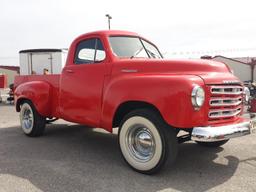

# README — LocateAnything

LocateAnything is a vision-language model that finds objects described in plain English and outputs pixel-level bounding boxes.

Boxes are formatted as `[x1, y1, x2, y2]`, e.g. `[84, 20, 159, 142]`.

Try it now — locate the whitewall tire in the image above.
[20, 101, 46, 137]
[118, 109, 178, 174]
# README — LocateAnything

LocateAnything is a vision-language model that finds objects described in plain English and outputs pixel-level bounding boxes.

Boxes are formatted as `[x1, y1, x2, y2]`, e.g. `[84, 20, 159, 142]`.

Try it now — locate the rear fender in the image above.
[15, 81, 52, 117]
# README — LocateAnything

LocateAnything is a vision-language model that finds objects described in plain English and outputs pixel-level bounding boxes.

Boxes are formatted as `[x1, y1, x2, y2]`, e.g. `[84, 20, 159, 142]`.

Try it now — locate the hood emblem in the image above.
[223, 80, 240, 84]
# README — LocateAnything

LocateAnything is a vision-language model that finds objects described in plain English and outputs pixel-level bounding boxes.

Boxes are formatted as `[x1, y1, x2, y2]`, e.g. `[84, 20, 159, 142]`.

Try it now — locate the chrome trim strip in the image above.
[191, 121, 253, 142]
[121, 69, 138, 73]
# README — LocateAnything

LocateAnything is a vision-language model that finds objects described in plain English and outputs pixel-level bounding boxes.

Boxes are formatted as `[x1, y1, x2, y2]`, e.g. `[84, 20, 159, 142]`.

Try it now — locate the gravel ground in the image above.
[0, 103, 255, 192]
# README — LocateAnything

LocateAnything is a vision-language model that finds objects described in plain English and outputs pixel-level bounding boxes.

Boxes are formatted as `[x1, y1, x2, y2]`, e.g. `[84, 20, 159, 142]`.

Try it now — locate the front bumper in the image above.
[191, 120, 255, 142]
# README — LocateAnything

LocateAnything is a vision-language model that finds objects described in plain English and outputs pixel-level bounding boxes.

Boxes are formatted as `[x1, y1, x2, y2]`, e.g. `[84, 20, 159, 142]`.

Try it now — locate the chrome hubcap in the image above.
[126, 125, 155, 162]
[21, 107, 33, 130]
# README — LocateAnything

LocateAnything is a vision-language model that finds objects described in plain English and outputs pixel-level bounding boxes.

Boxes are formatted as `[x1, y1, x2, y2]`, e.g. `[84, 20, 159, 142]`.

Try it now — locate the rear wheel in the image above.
[20, 101, 46, 137]
[196, 140, 229, 147]
[118, 109, 178, 174]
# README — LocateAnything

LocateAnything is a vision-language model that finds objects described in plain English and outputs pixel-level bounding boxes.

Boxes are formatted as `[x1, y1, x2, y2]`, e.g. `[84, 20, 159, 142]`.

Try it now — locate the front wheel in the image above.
[20, 101, 46, 137]
[196, 140, 229, 147]
[118, 109, 178, 174]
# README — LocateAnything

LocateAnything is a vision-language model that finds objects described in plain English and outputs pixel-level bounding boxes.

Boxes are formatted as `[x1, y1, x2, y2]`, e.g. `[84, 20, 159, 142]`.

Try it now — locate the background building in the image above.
[201, 55, 256, 82]
[0, 66, 20, 86]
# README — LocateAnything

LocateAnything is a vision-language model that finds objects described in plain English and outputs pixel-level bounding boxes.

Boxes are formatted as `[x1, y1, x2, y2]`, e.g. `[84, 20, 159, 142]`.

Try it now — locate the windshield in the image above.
[109, 36, 163, 59]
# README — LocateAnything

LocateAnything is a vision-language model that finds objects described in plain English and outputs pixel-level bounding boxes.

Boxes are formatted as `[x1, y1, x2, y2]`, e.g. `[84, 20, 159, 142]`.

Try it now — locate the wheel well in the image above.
[16, 98, 30, 112]
[112, 101, 162, 128]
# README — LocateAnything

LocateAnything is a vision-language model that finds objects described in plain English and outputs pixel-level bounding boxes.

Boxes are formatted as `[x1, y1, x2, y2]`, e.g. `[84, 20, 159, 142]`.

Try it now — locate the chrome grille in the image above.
[211, 86, 243, 95]
[209, 107, 242, 118]
[209, 85, 243, 120]
[209, 97, 242, 107]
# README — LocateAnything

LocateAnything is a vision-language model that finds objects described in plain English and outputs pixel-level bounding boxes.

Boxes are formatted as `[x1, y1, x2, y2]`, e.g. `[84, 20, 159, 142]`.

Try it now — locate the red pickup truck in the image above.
[14, 30, 254, 174]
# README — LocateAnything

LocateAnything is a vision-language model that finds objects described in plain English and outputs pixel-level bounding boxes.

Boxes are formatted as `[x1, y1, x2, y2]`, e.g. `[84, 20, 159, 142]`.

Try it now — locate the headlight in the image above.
[191, 85, 205, 110]
[244, 87, 250, 103]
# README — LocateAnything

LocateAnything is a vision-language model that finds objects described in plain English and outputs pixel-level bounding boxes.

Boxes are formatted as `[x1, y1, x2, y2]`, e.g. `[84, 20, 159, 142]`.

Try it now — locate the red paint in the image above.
[249, 98, 256, 113]
[0, 75, 7, 88]
[14, 30, 247, 132]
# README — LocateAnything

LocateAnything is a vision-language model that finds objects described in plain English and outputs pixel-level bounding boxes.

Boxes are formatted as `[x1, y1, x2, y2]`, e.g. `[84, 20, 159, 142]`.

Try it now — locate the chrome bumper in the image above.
[191, 120, 255, 142]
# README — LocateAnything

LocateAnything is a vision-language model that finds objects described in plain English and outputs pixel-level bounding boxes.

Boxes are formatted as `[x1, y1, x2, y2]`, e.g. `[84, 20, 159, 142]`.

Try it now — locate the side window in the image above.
[75, 38, 106, 64]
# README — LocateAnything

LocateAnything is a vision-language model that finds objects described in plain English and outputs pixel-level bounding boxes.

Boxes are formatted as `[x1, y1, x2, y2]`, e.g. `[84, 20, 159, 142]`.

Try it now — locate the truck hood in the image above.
[113, 59, 241, 85]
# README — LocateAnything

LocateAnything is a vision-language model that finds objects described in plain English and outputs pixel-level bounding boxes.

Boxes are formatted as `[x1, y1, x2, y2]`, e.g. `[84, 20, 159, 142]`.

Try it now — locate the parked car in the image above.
[14, 30, 255, 174]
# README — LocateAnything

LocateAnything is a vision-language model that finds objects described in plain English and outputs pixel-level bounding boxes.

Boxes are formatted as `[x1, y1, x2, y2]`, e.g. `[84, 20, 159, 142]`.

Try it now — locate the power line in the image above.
[0, 57, 18, 58]
[168, 47, 256, 56]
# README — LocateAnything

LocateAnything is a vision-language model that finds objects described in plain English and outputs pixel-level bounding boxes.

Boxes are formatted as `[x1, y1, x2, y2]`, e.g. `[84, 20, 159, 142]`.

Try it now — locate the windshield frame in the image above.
[108, 35, 163, 59]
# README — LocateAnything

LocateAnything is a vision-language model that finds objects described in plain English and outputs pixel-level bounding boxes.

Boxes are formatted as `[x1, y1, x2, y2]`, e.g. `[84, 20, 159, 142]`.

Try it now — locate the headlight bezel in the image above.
[191, 85, 205, 110]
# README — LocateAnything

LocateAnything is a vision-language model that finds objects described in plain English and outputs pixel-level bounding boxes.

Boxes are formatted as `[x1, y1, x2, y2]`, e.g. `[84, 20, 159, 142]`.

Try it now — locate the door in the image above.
[59, 38, 107, 126]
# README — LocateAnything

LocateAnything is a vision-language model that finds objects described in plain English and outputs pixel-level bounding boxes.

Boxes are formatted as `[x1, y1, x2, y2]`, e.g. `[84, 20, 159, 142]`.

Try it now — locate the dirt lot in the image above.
[0, 103, 255, 192]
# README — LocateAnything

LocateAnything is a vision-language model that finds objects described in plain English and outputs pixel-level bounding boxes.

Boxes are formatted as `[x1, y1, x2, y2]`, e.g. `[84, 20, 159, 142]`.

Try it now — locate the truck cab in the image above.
[14, 30, 255, 174]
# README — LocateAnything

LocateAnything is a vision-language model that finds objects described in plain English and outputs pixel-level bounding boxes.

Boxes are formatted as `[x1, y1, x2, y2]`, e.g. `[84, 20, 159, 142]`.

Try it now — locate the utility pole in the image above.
[105, 14, 112, 30]
[251, 59, 256, 82]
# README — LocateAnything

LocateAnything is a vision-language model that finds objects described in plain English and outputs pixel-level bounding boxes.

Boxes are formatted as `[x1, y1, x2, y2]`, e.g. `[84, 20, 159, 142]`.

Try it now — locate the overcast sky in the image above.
[1, 0, 256, 66]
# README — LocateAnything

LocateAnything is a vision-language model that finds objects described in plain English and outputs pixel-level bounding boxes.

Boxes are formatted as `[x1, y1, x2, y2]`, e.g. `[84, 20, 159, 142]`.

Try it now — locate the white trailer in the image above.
[19, 49, 68, 75]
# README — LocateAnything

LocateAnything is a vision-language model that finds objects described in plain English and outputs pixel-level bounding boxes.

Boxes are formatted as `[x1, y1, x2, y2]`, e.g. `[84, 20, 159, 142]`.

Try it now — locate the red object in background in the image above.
[249, 98, 256, 113]
[0, 75, 7, 88]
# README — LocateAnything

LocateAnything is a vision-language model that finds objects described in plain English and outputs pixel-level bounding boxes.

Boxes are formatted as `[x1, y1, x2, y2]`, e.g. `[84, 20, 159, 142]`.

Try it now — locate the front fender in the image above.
[101, 74, 207, 130]
[15, 81, 52, 117]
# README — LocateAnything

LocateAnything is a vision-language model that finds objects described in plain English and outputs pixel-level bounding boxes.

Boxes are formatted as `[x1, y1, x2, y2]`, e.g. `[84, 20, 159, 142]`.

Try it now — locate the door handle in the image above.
[66, 69, 74, 73]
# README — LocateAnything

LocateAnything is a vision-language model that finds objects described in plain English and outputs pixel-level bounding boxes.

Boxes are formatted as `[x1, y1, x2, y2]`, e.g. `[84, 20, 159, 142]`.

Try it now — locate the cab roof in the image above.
[79, 30, 139, 37]
[73, 30, 153, 46]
